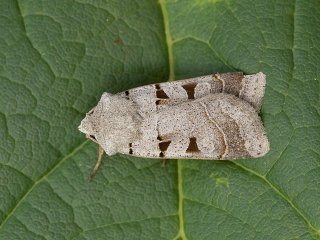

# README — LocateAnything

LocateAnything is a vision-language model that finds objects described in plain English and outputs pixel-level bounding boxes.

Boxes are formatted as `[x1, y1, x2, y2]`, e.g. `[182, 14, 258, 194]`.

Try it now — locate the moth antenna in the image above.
[89, 145, 104, 182]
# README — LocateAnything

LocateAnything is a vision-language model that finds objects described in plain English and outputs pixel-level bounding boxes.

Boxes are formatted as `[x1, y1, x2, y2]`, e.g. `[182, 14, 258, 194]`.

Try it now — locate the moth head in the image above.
[78, 106, 99, 143]
[78, 92, 142, 155]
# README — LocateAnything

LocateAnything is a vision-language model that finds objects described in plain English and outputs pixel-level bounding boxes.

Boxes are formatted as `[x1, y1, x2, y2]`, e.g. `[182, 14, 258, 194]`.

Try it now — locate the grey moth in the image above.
[79, 72, 269, 180]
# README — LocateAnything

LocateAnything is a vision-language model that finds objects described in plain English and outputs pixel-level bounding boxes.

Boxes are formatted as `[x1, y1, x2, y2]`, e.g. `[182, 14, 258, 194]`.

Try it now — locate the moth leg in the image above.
[89, 145, 104, 181]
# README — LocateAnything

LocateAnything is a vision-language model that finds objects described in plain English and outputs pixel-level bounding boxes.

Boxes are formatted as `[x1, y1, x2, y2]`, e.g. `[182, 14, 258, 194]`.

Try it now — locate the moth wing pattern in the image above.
[79, 72, 269, 173]
[128, 93, 269, 160]
[118, 72, 266, 115]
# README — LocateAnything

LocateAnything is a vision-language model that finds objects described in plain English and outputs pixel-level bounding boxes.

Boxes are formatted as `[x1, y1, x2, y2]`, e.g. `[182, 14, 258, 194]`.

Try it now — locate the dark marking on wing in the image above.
[124, 90, 130, 99]
[157, 135, 163, 141]
[182, 83, 197, 99]
[211, 74, 224, 93]
[89, 135, 96, 141]
[159, 141, 171, 152]
[129, 143, 133, 154]
[87, 109, 95, 115]
[217, 72, 244, 96]
[218, 113, 249, 158]
[156, 89, 169, 99]
[159, 152, 165, 158]
[186, 137, 200, 152]
[155, 83, 169, 99]
[156, 99, 172, 106]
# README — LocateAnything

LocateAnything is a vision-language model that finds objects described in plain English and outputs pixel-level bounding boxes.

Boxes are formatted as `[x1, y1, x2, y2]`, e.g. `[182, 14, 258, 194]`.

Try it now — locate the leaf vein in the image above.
[232, 161, 320, 238]
[0, 140, 89, 229]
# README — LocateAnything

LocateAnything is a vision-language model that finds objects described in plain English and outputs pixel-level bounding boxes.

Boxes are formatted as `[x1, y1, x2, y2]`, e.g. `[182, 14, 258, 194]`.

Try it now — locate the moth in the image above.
[79, 72, 269, 180]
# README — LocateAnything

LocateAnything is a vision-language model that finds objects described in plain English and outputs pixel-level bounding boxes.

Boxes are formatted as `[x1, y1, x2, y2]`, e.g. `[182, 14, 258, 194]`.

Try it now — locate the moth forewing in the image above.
[125, 93, 269, 159]
[118, 72, 266, 113]
[79, 72, 269, 179]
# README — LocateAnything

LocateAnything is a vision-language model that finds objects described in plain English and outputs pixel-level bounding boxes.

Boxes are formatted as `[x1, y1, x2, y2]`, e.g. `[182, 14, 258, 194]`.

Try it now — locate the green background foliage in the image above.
[0, 0, 319, 239]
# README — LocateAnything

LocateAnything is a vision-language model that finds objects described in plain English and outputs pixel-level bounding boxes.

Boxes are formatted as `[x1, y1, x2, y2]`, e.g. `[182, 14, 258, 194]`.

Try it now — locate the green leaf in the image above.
[0, 0, 319, 239]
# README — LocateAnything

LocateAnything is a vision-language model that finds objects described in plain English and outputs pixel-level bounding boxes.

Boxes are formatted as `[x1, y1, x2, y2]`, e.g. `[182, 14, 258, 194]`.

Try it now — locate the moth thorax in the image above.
[101, 112, 141, 149]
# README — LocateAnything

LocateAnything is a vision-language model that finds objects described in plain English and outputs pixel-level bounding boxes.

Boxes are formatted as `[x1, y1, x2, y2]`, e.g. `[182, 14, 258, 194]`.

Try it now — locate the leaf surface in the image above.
[0, 0, 319, 239]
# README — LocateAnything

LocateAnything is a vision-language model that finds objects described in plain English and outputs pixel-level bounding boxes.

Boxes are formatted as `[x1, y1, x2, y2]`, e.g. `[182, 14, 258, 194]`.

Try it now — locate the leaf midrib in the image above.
[158, 0, 320, 239]
[1, 1, 319, 239]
